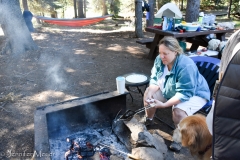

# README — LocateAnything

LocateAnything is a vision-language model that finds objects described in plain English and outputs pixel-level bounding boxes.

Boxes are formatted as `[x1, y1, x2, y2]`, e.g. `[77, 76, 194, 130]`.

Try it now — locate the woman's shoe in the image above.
[140, 116, 154, 126]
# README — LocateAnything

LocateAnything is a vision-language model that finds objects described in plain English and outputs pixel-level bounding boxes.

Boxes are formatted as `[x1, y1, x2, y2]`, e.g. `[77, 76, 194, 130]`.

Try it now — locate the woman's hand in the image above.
[144, 85, 160, 106]
[153, 96, 181, 109]
[153, 99, 167, 108]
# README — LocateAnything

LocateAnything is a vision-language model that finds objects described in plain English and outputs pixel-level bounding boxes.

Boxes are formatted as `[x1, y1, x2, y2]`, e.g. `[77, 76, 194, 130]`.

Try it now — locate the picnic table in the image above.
[142, 27, 234, 60]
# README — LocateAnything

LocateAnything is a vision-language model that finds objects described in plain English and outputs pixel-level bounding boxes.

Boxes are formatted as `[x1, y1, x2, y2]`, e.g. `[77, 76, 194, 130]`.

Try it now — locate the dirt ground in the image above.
[0, 17, 231, 160]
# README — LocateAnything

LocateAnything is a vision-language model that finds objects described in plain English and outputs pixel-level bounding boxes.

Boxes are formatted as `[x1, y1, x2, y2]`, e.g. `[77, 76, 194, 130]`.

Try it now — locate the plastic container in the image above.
[167, 18, 173, 31]
[181, 23, 200, 31]
[198, 12, 204, 24]
[162, 16, 168, 30]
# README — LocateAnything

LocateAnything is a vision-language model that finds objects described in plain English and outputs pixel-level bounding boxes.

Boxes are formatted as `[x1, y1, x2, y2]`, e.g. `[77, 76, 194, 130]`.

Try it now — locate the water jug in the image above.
[162, 16, 168, 30]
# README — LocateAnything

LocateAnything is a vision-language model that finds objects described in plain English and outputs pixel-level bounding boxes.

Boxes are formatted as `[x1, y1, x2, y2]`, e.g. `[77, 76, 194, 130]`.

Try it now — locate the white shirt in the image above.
[158, 65, 169, 91]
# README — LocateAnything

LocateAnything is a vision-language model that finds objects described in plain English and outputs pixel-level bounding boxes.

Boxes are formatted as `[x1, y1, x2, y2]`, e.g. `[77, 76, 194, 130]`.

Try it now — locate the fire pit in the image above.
[34, 91, 128, 160]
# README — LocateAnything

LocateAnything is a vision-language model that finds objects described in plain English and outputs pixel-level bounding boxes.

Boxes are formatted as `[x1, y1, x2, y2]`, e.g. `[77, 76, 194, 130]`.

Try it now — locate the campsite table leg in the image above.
[216, 33, 226, 41]
[189, 43, 200, 51]
[187, 35, 212, 51]
[148, 35, 164, 60]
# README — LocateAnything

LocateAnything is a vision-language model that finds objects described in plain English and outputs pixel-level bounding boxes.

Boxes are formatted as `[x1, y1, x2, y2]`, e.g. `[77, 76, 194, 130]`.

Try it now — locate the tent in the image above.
[155, 3, 182, 18]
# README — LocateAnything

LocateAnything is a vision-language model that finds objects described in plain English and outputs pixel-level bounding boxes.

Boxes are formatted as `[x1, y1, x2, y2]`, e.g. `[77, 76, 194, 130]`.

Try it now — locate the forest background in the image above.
[21, 0, 240, 20]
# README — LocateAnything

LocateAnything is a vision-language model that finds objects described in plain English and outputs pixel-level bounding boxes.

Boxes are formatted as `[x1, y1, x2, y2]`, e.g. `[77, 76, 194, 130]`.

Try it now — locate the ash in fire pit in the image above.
[50, 128, 129, 160]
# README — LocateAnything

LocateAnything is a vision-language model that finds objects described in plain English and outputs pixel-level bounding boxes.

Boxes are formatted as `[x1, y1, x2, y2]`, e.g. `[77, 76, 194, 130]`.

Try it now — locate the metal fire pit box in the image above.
[34, 91, 127, 160]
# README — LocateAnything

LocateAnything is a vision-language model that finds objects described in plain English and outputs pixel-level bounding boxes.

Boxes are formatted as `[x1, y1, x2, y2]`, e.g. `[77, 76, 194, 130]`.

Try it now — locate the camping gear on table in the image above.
[154, 3, 182, 30]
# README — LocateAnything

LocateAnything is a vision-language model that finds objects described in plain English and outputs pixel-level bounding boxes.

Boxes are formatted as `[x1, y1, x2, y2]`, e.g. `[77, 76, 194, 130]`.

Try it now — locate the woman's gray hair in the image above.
[159, 36, 183, 54]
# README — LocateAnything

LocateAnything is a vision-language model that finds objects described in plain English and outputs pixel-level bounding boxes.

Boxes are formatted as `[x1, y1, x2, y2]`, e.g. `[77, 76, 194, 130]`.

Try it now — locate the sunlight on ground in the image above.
[75, 49, 86, 55]
[126, 46, 143, 54]
[0, 28, 4, 36]
[107, 44, 122, 51]
[47, 27, 134, 33]
[70, 26, 134, 33]
[79, 82, 91, 86]
[17, 123, 34, 133]
[64, 67, 76, 73]
[30, 90, 78, 103]
[32, 33, 48, 40]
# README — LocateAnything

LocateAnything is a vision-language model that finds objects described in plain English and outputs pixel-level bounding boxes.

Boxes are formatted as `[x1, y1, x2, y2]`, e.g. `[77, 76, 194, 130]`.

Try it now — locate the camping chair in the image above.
[155, 56, 220, 129]
[190, 56, 220, 115]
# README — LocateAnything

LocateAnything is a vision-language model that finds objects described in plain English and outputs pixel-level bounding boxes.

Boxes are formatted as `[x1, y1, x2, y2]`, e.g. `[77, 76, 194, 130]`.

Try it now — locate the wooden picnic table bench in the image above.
[140, 27, 234, 60]
[136, 38, 153, 49]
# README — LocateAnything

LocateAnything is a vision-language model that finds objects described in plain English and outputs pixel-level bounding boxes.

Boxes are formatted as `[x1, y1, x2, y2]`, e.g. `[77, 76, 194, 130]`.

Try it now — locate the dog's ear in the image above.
[181, 125, 200, 153]
[181, 127, 195, 146]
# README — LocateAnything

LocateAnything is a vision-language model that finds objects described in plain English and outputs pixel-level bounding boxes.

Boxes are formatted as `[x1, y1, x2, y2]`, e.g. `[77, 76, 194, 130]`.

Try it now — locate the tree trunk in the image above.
[50, 10, 57, 18]
[74, 0, 77, 18]
[146, 0, 154, 27]
[83, 0, 86, 17]
[135, 0, 143, 38]
[22, 0, 29, 11]
[77, 0, 85, 18]
[227, 0, 232, 18]
[156, 0, 162, 10]
[181, 0, 184, 10]
[0, 0, 37, 55]
[185, 0, 200, 22]
[102, 0, 108, 16]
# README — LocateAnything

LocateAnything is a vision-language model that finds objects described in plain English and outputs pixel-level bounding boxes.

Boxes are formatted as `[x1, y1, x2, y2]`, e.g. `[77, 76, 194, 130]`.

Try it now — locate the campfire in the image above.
[34, 91, 168, 160]
[64, 138, 95, 160]
[50, 127, 130, 159]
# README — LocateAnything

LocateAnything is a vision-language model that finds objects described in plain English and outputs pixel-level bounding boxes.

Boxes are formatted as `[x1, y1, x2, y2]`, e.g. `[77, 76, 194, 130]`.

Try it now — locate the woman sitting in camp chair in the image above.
[141, 36, 210, 152]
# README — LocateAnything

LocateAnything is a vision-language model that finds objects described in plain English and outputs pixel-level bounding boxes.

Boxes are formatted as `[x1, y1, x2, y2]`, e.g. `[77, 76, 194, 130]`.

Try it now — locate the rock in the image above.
[112, 119, 134, 151]
[152, 132, 168, 158]
[132, 147, 165, 160]
[137, 131, 154, 147]
[123, 117, 147, 142]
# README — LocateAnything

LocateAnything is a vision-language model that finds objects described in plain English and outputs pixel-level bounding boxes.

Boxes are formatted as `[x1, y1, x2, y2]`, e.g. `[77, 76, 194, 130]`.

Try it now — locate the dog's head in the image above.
[174, 114, 212, 154]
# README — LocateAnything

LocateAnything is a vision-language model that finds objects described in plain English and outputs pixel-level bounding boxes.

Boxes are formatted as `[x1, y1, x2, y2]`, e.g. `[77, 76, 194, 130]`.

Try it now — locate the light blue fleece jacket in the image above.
[150, 54, 210, 102]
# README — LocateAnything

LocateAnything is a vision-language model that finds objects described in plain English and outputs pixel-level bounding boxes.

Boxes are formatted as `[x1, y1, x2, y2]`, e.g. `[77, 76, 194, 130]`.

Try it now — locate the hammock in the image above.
[34, 15, 112, 27]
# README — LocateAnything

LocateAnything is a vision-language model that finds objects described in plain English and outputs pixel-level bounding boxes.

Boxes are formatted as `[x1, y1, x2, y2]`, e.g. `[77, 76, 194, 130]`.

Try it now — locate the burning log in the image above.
[64, 138, 76, 160]
[64, 138, 95, 160]
[99, 147, 111, 160]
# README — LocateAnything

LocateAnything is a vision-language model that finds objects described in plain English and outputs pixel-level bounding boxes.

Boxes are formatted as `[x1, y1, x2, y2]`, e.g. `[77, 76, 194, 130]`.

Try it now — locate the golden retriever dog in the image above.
[172, 114, 212, 160]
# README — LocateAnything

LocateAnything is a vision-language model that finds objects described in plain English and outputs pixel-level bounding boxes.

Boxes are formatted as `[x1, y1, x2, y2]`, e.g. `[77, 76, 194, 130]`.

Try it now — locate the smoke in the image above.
[45, 57, 68, 91]
[83, 103, 106, 124]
